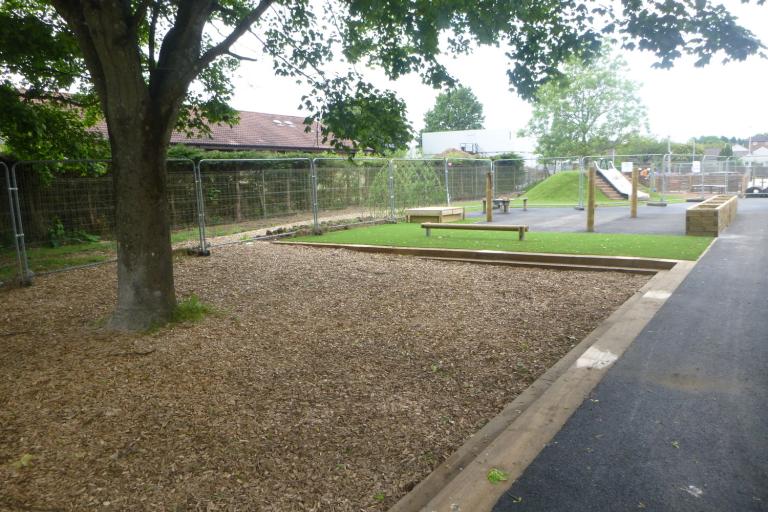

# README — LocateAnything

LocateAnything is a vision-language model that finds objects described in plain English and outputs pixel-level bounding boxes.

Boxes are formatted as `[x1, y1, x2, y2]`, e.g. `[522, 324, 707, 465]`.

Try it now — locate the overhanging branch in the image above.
[190, 0, 274, 78]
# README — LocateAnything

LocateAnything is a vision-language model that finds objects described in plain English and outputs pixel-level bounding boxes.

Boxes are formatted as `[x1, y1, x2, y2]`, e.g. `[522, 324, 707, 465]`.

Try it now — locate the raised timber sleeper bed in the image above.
[686, 194, 737, 237]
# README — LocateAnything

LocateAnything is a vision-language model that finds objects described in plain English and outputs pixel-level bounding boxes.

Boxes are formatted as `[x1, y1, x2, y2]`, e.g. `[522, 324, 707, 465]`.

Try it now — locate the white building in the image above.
[421, 129, 536, 157]
[744, 146, 768, 165]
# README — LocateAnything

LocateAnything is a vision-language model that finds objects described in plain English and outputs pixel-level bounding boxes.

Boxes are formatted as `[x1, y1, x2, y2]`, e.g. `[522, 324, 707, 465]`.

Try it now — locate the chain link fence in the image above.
[2, 153, 756, 285]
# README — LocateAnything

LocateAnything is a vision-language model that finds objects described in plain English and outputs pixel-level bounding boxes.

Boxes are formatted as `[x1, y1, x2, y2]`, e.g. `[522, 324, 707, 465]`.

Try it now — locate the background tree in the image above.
[1, 0, 763, 330]
[522, 52, 649, 157]
[423, 86, 485, 132]
[613, 135, 668, 156]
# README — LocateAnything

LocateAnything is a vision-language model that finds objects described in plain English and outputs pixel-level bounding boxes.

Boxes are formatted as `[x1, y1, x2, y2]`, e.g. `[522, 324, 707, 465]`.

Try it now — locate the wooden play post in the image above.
[631, 166, 639, 218]
[486, 171, 493, 222]
[587, 165, 596, 232]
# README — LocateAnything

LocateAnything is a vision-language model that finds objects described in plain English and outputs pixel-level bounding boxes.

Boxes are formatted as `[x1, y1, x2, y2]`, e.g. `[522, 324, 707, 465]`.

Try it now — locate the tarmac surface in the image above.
[470, 202, 691, 235]
[491, 198, 768, 511]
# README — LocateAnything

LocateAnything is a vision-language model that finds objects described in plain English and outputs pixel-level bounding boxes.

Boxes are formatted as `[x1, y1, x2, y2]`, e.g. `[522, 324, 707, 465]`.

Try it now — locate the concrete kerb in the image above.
[388, 257, 699, 512]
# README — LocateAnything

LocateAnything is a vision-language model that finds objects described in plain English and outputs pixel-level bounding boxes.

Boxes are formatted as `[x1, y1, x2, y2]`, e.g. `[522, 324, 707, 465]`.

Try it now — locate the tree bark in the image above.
[49, 0, 274, 330]
[108, 123, 176, 330]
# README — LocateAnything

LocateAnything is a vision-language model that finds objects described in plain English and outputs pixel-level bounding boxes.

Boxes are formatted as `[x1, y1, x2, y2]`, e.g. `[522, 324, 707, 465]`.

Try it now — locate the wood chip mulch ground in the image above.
[0, 242, 649, 511]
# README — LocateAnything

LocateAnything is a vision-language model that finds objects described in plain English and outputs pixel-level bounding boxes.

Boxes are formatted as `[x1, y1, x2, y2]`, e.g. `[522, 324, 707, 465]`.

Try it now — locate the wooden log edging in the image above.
[280, 242, 679, 272]
[685, 194, 738, 237]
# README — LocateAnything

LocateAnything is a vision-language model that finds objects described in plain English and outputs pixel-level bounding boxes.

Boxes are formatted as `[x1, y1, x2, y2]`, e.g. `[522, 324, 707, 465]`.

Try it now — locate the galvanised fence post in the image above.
[193, 160, 210, 255]
[6, 162, 32, 285]
[311, 158, 320, 233]
[659, 153, 672, 203]
[577, 156, 587, 210]
[387, 159, 395, 221]
[443, 158, 451, 205]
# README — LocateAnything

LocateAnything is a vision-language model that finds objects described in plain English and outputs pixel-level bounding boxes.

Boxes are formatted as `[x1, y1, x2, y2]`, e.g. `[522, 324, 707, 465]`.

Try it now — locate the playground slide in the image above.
[595, 162, 650, 200]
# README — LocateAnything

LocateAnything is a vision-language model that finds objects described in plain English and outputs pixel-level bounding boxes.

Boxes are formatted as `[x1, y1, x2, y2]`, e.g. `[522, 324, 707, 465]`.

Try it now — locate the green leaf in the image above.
[487, 467, 509, 484]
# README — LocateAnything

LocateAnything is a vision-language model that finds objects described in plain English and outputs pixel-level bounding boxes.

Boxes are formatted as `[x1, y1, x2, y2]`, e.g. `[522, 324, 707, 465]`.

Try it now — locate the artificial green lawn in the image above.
[291, 223, 712, 261]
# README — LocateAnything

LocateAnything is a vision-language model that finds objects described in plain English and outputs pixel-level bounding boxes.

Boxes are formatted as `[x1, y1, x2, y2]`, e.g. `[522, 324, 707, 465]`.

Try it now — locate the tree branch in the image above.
[148, 1, 159, 71]
[226, 50, 258, 62]
[130, 0, 153, 32]
[248, 28, 326, 87]
[191, 0, 274, 78]
[49, 0, 109, 111]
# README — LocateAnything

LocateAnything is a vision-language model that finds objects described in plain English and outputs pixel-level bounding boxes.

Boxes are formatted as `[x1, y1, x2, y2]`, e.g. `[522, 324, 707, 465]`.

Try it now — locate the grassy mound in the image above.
[525, 171, 612, 205]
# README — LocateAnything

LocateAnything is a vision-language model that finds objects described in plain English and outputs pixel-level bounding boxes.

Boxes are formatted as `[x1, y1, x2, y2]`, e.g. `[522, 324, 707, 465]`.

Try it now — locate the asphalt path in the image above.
[492, 199, 768, 512]
[470, 203, 690, 235]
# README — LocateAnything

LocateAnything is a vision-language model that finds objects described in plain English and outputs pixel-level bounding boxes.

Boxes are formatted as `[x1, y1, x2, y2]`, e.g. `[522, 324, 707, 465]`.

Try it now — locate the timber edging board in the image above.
[686, 194, 738, 237]
[279, 242, 679, 272]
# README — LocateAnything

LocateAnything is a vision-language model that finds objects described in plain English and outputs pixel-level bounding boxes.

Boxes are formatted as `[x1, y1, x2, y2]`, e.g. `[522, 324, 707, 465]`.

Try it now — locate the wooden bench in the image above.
[421, 222, 529, 240]
[482, 198, 511, 213]
[691, 184, 726, 194]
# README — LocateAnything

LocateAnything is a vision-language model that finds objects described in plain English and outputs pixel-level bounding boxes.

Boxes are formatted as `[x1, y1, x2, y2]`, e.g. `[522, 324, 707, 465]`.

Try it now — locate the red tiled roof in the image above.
[170, 111, 335, 151]
[94, 110, 340, 152]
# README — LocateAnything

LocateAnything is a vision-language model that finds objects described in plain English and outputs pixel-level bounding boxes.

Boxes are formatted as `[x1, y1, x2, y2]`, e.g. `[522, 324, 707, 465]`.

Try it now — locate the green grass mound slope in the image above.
[523, 170, 685, 206]
[292, 223, 712, 261]
[525, 171, 611, 205]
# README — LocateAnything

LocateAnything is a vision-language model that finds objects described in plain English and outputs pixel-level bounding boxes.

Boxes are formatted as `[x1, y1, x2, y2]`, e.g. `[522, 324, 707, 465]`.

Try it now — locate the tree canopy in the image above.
[1, 0, 764, 329]
[522, 52, 649, 157]
[423, 86, 485, 133]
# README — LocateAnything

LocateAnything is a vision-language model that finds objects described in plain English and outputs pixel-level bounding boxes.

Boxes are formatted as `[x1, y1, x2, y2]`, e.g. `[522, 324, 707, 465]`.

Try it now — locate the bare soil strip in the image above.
[0, 242, 648, 511]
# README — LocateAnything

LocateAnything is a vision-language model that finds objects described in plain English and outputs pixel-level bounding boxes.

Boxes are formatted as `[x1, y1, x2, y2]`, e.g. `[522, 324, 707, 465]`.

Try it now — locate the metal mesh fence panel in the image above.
[522, 157, 580, 206]
[446, 158, 492, 202]
[11, 160, 115, 246]
[313, 157, 391, 228]
[0, 159, 197, 282]
[198, 159, 312, 245]
[661, 155, 747, 195]
[165, 160, 203, 242]
[747, 163, 768, 192]
[493, 159, 526, 196]
[599, 153, 664, 193]
[1, 161, 30, 284]
[390, 159, 447, 216]
[0, 163, 12, 250]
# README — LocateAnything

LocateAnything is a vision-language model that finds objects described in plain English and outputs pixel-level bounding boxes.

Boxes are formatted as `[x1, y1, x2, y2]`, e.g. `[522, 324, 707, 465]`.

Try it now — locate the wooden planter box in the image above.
[405, 207, 465, 223]
[686, 194, 738, 237]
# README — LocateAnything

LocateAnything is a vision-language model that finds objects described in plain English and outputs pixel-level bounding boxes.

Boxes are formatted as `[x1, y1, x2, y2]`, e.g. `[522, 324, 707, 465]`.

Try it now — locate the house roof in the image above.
[170, 111, 335, 151]
[95, 110, 341, 152]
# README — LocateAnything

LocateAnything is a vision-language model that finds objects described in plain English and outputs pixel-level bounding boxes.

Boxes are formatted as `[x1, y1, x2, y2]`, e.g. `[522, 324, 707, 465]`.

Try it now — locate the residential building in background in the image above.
[95, 110, 339, 153]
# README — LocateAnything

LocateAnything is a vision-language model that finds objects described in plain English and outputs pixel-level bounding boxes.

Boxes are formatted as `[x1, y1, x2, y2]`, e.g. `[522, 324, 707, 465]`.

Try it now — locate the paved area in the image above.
[492, 199, 768, 511]
[470, 203, 691, 235]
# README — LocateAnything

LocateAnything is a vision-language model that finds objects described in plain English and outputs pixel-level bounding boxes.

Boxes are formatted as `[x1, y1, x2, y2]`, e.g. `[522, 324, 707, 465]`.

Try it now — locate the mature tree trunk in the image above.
[51, 0, 273, 329]
[109, 128, 176, 330]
